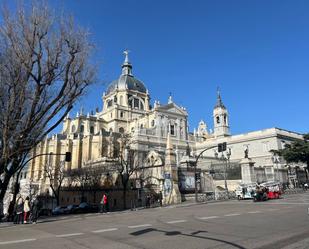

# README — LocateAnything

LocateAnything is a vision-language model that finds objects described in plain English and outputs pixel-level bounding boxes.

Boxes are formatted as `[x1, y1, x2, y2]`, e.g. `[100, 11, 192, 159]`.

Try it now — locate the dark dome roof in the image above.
[106, 75, 147, 95]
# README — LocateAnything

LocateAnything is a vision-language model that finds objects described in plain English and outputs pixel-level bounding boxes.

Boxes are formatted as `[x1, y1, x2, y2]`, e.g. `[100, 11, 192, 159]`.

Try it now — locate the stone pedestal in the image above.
[240, 158, 256, 184]
[162, 133, 181, 205]
[162, 173, 181, 205]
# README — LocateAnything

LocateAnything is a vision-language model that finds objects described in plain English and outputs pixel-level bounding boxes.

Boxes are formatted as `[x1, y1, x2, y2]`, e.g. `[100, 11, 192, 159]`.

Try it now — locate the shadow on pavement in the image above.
[130, 228, 247, 249]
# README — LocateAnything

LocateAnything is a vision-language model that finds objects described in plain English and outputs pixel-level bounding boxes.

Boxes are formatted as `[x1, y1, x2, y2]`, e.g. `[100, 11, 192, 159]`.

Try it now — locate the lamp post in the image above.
[214, 148, 230, 198]
[225, 148, 231, 197]
[272, 154, 280, 182]
[193, 145, 219, 202]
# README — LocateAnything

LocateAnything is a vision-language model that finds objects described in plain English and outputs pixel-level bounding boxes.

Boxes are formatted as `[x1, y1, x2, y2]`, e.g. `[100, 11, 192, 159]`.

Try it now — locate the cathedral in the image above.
[26, 51, 306, 209]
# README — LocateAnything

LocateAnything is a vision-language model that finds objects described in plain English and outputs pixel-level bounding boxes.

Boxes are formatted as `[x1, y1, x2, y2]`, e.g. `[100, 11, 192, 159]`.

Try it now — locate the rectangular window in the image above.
[170, 125, 175, 135]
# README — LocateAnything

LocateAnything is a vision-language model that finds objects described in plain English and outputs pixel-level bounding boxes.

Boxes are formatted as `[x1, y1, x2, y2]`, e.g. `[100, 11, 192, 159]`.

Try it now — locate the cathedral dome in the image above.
[106, 75, 147, 95]
[105, 50, 147, 95]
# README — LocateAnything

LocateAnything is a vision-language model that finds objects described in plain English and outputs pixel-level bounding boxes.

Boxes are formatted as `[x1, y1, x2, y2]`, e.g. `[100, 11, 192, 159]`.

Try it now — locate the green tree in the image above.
[279, 134, 309, 179]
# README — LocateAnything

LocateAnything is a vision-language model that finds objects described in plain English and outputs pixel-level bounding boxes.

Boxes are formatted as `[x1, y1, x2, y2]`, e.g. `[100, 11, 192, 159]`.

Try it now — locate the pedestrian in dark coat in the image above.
[15, 196, 24, 224]
[31, 198, 40, 224]
[7, 201, 15, 222]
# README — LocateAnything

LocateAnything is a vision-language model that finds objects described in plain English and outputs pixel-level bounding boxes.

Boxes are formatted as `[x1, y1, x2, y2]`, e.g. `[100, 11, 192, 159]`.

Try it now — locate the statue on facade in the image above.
[244, 146, 249, 158]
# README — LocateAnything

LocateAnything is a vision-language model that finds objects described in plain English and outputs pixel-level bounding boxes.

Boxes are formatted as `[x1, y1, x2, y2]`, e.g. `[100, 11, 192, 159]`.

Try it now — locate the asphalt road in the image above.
[1, 192, 309, 249]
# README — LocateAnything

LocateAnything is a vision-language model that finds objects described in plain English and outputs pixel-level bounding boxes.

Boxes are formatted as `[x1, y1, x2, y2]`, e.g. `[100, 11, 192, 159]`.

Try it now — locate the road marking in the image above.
[248, 211, 261, 214]
[224, 213, 241, 217]
[55, 233, 84, 238]
[198, 216, 219, 220]
[0, 239, 37, 245]
[166, 219, 187, 224]
[267, 209, 280, 211]
[92, 228, 118, 233]
[128, 224, 152, 229]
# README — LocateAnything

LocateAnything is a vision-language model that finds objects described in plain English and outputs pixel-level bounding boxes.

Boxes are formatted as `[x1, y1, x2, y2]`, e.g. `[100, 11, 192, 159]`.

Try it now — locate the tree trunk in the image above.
[56, 188, 60, 206]
[123, 186, 127, 210]
[0, 172, 12, 216]
[9, 171, 22, 218]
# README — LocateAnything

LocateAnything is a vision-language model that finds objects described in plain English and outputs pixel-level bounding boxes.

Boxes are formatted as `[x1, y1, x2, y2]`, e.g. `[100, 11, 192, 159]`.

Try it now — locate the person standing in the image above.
[158, 191, 163, 207]
[23, 196, 30, 224]
[7, 200, 15, 222]
[15, 196, 24, 224]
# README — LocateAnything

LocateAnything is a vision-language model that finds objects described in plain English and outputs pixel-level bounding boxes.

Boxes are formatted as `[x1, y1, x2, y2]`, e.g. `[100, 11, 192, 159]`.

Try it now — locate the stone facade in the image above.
[26, 51, 307, 208]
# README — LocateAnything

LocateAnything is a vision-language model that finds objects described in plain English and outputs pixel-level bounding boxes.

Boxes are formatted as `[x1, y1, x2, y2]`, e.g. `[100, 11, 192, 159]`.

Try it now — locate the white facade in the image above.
[27, 51, 307, 199]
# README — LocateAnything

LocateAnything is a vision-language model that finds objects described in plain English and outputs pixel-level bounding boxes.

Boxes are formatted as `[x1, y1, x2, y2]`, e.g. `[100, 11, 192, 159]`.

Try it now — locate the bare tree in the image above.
[114, 135, 142, 209]
[0, 1, 96, 213]
[44, 161, 66, 206]
[67, 165, 105, 203]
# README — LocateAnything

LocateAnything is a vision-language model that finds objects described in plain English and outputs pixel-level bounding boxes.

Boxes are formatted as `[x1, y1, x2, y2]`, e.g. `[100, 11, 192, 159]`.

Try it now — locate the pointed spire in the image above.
[166, 132, 173, 151]
[215, 87, 226, 109]
[121, 49, 133, 76]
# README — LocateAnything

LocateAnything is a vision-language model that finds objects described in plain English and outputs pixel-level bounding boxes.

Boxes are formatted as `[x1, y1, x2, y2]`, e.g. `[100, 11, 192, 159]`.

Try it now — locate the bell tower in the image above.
[213, 90, 230, 137]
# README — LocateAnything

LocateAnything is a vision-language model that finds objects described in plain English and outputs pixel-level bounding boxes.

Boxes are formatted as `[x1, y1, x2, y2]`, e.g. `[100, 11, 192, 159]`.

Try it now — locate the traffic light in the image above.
[65, 152, 71, 162]
[218, 142, 227, 152]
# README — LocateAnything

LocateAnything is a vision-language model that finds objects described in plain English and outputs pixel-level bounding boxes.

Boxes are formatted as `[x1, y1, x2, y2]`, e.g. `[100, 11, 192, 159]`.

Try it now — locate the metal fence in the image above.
[196, 191, 237, 202]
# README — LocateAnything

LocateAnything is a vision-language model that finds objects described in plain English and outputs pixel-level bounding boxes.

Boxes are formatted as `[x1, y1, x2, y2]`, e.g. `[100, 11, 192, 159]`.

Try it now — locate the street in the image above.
[1, 192, 309, 249]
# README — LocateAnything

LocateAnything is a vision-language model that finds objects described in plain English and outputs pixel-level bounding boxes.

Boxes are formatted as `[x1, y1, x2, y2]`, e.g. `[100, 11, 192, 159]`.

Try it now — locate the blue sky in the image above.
[4, 0, 309, 134]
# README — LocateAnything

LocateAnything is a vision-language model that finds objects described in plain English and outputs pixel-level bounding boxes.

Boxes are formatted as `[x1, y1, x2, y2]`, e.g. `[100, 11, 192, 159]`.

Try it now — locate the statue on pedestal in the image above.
[244, 146, 249, 159]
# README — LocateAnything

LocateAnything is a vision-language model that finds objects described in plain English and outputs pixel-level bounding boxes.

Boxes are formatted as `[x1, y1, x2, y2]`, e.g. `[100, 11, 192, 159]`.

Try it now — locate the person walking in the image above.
[100, 193, 106, 213]
[31, 198, 40, 224]
[103, 193, 108, 213]
[23, 196, 30, 224]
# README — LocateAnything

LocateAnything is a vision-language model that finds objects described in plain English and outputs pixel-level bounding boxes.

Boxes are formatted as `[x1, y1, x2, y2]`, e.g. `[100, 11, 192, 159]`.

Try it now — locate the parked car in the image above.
[74, 202, 98, 214]
[64, 204, 79, 214]
[52, 206, 66, 215]
[39, 208, 52, 216]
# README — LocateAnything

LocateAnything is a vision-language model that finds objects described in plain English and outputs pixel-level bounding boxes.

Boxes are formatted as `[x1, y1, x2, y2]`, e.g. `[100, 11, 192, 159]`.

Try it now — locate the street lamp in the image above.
[225, 148, 231, 197]
[214, 148, 230, 198]
[272, 154, 280, 182]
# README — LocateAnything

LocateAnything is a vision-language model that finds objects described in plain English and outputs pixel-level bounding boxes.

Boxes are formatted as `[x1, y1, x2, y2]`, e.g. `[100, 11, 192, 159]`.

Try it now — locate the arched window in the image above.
[216, 116, 220, 124]
[90, 126, 94, 134]
[80, 125, 84, 133]
[109, 128, 113, 132]
[224, 114, 227, 124]
[71, 125, 76, 133]
[134, 98, 139, 108]
[120, 111, 124, 118]
[119, 127, 124, 133]
[140, 124, 144, 129]
[151, 120, 155, 127]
